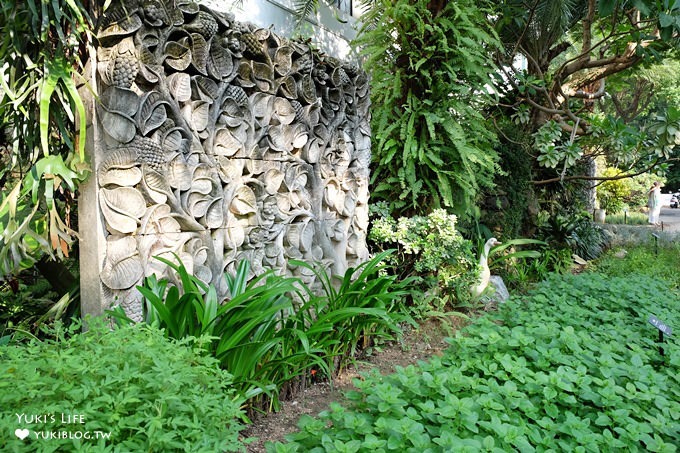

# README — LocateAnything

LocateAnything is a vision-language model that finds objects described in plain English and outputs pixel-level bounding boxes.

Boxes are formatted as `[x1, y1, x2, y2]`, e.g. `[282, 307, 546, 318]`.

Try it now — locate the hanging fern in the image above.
[355, 0, 501, 218]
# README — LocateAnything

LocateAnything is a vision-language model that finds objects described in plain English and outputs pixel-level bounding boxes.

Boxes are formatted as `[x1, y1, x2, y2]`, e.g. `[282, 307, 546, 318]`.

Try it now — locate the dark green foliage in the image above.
[0, 320, 246, 452]
[482, 123, 535, 239]
[269, 273, 679, 452]
[356, 0, 501, 217]
[109, 253, 411, 412]
[540, 213, 611, 260]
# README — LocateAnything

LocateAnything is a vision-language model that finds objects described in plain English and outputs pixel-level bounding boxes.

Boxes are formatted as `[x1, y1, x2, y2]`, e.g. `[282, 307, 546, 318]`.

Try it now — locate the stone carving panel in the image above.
[94, 0, 371, 319]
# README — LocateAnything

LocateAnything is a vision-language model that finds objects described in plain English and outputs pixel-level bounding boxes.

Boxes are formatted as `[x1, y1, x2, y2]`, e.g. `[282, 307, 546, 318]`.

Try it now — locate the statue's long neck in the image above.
[479, 245, 492, 268]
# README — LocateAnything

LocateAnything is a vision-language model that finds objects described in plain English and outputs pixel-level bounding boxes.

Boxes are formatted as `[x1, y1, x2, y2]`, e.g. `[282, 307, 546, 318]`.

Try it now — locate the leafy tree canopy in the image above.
[492, 0, 680, 185]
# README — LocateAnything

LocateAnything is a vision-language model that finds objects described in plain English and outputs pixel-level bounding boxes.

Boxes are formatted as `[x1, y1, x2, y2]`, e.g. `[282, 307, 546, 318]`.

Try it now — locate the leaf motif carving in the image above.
[98, 12, 142, 42]
[100, 187, 147, 234]
[138, 92, 168, 136]
[208, 42, 234, 80]
[194, 75, 219, 100]
[162, 127, 184, 151]
[214, 127, 245, 156]
[102, 110, 136, 144]
[100, 87, 140, 117]
[164, 40, 192, 71]
[190, 100, 210, 132]
[230, 186, 257, 215]
[99, 167, 142, 187]
[167, 157, 192, 190]
[273, 46, 294, 76]
[204, 197, 224, 229]
[224, 224, 245, 249]
[101, 236, 144, 290]
[167, 73, 191, 102]
[142, 168, 169, 204]
[264, 168, 284, 195]
[272, 98, 295, 126]
[190, 33, 208, 75]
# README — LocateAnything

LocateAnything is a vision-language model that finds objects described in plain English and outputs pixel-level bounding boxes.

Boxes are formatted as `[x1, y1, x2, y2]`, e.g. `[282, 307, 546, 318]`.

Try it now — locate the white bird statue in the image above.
[471, 237, 502, 298]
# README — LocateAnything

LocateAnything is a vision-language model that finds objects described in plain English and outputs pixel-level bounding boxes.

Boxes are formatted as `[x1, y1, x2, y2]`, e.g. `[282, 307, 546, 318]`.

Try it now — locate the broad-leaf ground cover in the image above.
[269, 273, 679, 452]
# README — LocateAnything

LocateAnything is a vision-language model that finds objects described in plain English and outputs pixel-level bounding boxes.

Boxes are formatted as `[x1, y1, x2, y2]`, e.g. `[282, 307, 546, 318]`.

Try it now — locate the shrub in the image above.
[0, 320, 246, 452]
[269, 273, 679, 452]
[369, 209, 478, 315]
[539, 213, 611, 260]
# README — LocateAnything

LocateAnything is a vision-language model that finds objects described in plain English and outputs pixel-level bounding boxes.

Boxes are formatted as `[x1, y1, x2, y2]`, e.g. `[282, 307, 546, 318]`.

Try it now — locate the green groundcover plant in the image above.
[269, 273, 679, 452]
[0, 320, 247, 452]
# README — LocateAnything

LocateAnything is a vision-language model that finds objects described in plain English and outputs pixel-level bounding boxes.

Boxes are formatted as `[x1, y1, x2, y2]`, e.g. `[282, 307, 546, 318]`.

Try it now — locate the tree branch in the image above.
[532, 158, 674, 185]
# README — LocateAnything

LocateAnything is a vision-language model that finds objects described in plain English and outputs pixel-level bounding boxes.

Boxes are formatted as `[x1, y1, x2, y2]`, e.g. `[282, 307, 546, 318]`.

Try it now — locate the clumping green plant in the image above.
[269, 273, 679, 452]
[0, 319, 247, 452]
[539, 213, 611, 260]
[109, 253, 410, 413]
[369, 209, 478, 315]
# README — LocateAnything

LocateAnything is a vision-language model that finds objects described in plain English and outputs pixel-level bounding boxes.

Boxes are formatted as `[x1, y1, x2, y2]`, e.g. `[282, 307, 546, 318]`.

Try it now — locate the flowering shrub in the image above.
[370, 209, 478, 314]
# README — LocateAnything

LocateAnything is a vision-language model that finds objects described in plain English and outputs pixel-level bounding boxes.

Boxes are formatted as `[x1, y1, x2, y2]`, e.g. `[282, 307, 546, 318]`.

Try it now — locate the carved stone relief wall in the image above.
[93, 0, 371, 320]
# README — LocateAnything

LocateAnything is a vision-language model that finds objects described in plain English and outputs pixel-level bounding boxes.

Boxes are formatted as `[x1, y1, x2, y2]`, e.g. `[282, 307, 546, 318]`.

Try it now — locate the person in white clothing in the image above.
[648, 181, 662, 226]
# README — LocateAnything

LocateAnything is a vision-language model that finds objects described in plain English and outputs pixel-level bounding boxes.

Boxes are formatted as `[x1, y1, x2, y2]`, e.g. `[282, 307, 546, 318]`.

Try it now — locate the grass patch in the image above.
[605, 211, 649, 225]
[592, 242, 680, 289]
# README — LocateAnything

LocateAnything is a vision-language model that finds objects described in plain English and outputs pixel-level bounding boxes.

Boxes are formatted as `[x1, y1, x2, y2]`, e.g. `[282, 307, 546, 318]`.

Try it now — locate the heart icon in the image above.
[15, 428, 30, 440]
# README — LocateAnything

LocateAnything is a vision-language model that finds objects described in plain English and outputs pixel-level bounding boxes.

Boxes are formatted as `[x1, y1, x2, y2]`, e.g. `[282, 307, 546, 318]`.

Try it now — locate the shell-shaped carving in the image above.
[272, 98, 296, 126]
[230, 186, 257, 215]
[214, 127, 246, 156]
[273, 46, 294, 76]
[264, 168, 284, 195]
[298, 74, 317, 104]
[100, 187, 147, 234]
[141, 167, 169, 204]
[164, 40, 192, 71]
[167, 73, 191, 102]
[99, 166, 142, 187]
[102, 110, 136, 144]
[100, 86, 140, 117]
[101, 236, 144, 290]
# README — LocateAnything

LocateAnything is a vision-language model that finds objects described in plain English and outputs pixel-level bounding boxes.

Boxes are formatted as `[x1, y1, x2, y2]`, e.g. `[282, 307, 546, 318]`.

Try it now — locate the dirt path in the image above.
[241, 317, 467, 452]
